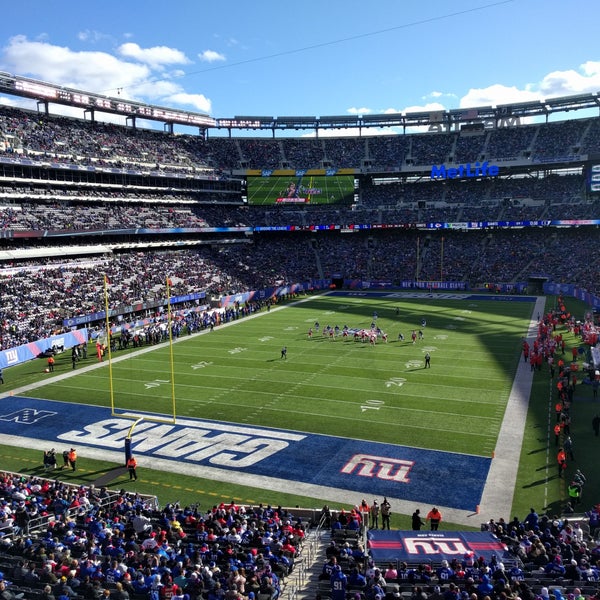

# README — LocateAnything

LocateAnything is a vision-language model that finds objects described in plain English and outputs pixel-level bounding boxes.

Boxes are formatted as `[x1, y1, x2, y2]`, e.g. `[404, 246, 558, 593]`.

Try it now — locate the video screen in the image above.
[589, 164, 600, 193]
[247, 174, 356, 205]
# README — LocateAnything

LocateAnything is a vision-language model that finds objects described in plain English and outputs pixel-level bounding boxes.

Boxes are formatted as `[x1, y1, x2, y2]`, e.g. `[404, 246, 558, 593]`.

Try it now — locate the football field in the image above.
[0, 290, 547, 525]
[23, 292, 534, 453]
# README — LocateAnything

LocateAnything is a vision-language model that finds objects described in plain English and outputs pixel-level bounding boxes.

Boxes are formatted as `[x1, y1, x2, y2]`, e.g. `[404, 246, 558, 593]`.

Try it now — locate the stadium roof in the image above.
[1, 71, 599, 134]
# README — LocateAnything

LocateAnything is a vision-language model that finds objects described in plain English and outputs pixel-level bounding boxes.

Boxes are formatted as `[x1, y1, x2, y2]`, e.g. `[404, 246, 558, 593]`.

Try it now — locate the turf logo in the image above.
[58, 419, 299, 468]
[341, 453, 413, 482]
[0, 408, 56, 424]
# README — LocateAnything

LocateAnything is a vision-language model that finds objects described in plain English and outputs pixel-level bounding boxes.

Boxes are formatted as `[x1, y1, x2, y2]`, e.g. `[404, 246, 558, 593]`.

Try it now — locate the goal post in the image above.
[104, 274, 178, 430]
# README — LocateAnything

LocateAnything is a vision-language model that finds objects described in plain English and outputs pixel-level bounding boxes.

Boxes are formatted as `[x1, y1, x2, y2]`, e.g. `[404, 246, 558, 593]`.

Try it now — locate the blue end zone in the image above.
[0, 397, 490, 510]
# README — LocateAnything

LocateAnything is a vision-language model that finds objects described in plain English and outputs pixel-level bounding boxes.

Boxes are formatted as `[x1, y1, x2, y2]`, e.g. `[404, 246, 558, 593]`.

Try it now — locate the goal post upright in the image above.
[104, 274, 116, 416]
[167, 276, 177, 424]
[103, 273, 177, 468]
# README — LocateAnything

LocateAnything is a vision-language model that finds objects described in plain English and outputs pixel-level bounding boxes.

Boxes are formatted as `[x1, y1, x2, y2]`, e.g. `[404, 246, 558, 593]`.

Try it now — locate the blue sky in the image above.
[0, 0, 598, 130]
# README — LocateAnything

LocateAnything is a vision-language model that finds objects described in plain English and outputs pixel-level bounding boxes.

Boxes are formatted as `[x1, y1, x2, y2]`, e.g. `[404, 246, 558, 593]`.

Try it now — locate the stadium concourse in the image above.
[0, 294, 547, 528]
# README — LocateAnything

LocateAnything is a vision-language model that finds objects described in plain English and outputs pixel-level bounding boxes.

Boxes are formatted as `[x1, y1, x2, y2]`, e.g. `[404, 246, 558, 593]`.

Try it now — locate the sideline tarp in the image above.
[368, 530, 510, 565]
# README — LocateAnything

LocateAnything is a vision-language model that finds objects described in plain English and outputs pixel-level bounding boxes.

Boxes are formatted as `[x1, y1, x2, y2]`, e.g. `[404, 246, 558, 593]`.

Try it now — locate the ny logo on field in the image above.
[0, 408, 57, 424]
[341, 453, 413, 483]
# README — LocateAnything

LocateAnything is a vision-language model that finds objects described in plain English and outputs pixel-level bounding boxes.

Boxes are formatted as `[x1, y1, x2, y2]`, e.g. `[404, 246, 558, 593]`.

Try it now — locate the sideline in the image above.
[474, 296, 546, 523]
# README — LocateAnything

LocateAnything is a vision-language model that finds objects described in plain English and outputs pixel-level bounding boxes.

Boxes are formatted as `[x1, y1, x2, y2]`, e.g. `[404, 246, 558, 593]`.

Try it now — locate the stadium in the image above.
[0, 71, 600, 600]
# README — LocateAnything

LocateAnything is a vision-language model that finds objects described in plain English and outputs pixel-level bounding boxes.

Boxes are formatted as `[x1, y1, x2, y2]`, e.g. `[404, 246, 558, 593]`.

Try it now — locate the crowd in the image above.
[0, 106, 216, 176]
[2, 105, 600, 173]
[320, 504, 600, 600]
[0, 470, 305, 600]
[2, 466, 600, 600]
[1, 104, 600, 352]
[2, 224, 600, 351]
[0, 180, 596, 233]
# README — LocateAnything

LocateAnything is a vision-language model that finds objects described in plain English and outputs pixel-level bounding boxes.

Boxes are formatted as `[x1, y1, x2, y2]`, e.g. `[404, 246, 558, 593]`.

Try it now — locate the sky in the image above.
[0, 0, 599, 134]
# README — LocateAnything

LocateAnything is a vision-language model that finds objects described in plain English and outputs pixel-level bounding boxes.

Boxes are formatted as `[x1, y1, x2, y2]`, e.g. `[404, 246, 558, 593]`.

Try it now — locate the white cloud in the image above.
[460, 84, 543, 108]
[423, 90, 457, 101]
[347, 107, 372, 115]
[0, 95, 25, 108]
[130, 79, 182, 98]
[1, 35, 150, 94]
[198, 50, 225, 63]
[77, 30, 112, 44]
[305, 127, 397, 138]
[401, 102, 446, 114]
[537, 61, 600, 97]
[166, 92, 211, 113]
[2, 35, 598, 125]
[347, 102, 446, 117]
[0, 35, 213, 115]
[118, 42, 190, 69]
[459, 62, 600, 108]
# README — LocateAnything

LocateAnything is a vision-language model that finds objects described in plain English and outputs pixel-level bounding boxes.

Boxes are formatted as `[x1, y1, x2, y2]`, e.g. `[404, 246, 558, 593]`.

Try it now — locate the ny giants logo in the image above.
[4, 349, 18, 365]
[0, 408, 57, 424]
[404, 537, 470, 555]
[341, 453, 414, 483]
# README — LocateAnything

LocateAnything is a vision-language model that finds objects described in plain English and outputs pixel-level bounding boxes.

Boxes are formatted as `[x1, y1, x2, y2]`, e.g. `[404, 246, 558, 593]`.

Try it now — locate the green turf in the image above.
[1, 292, 595, 524]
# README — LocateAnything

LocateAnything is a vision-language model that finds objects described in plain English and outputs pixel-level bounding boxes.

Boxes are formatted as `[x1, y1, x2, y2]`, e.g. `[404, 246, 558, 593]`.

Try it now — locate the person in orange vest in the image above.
[68, 448, 77, 472]
[554, 422, 562, 446]
[555, 401, 563, 423]
[127, 455, 138, 481]
[47, 355, 55, 372]
[426, 507, 442, 530]
[557, 447, 567, 478]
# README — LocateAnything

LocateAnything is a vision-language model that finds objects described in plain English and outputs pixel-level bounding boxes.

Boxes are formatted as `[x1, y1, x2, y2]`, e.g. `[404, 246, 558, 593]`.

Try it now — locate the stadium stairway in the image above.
[283, 526, 333, 600]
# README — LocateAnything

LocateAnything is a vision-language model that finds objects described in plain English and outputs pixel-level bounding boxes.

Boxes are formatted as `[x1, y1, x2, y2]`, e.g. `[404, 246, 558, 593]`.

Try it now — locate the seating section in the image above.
[313, 508, 600, 600]
[0, 472, 309, 599]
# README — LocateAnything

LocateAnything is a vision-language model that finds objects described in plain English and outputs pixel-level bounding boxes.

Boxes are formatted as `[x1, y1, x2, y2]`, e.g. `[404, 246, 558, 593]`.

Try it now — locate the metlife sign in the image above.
[430, 161, 500, 180]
